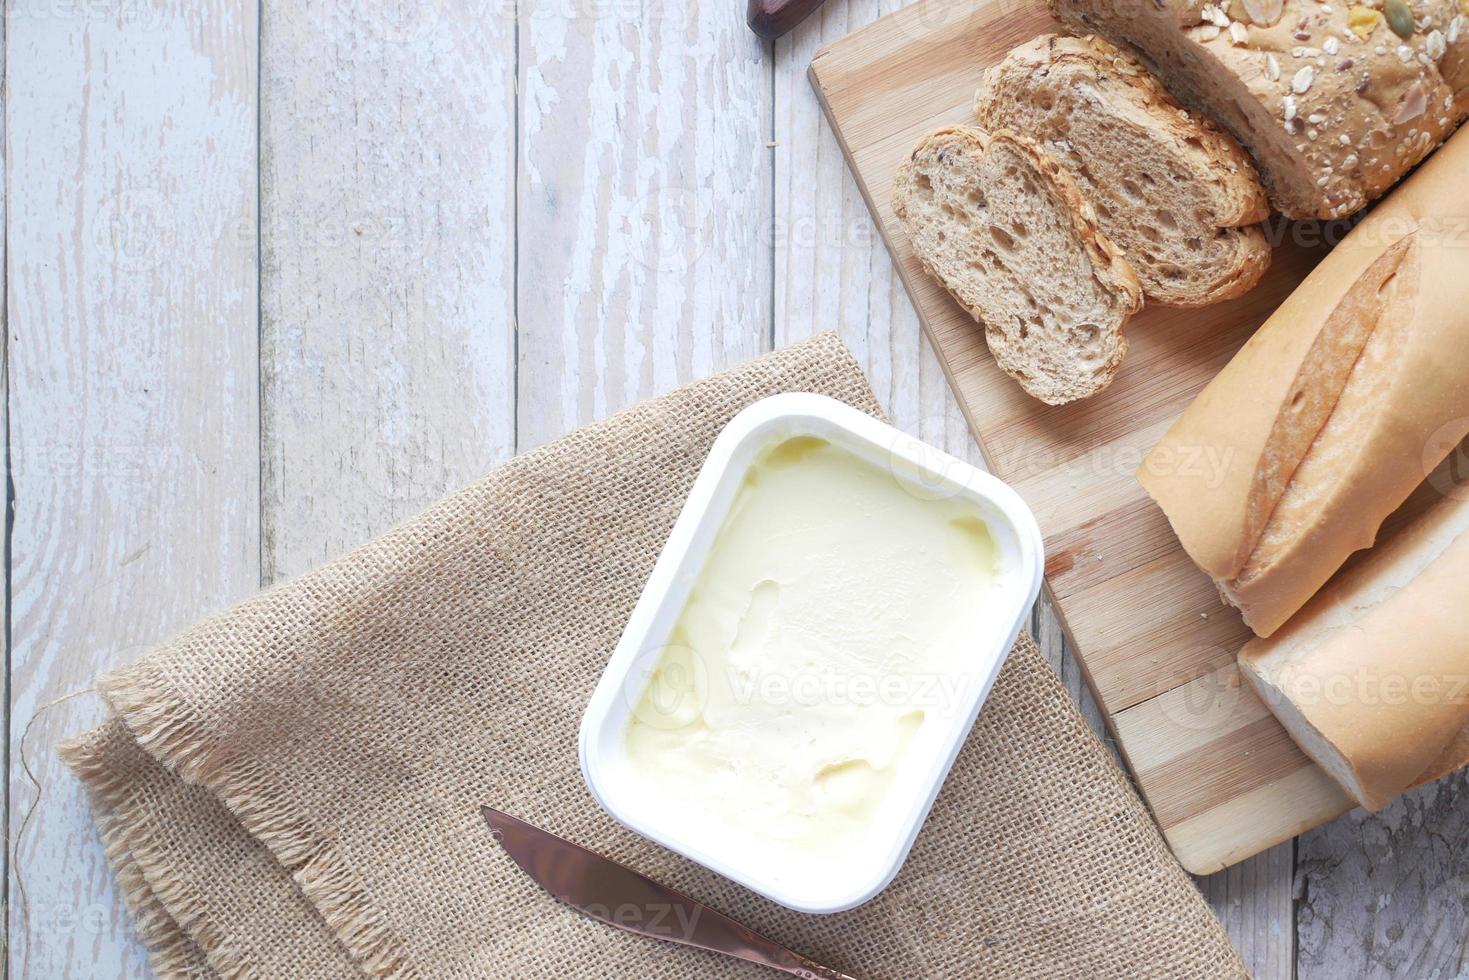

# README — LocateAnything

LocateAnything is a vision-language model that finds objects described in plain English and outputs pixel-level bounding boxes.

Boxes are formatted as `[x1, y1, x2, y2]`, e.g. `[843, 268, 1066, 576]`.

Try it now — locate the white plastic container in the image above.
[578, 392, 1044, 914]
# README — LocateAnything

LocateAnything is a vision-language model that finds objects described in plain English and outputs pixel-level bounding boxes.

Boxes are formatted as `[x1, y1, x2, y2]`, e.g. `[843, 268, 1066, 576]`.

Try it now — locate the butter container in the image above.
[578, 393, 1044, 914]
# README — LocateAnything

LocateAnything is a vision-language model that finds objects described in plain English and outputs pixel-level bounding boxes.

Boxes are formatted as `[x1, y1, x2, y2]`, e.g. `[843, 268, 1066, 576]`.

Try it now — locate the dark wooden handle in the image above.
[746, 0, 828, 40]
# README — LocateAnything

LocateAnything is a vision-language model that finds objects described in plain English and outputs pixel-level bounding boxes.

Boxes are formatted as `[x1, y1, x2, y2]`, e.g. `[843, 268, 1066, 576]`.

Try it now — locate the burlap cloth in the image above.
[61, 333, 1245, 979]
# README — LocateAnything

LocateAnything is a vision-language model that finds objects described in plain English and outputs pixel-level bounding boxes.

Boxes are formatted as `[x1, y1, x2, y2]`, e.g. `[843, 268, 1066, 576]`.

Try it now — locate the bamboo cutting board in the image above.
[809, 0, 1359, 873]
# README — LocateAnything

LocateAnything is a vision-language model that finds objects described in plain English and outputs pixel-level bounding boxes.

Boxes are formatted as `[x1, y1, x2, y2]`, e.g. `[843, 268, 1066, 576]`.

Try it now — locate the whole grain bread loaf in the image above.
[1052, 0, 1469, 219]
[976, 34, 1272, 306]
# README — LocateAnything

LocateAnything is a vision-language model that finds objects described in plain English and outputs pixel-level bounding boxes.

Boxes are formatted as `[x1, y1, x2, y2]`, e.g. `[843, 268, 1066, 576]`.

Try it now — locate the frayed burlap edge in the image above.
[86, 332, 880, 980]
[97, 669, 414, 980]
[59, 727, 220, 979]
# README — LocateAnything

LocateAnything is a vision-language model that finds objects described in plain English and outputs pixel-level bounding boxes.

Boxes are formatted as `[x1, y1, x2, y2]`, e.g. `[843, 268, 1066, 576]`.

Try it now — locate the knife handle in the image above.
[746, 0, 827, 40]
[673, 893, 860, 980]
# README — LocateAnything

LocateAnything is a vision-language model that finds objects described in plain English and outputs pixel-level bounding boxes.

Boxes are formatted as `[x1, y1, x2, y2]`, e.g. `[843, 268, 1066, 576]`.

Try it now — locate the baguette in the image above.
[1138, 124, 1469, 637]
[975, 34, 1272, 306]
[1239, 489, 1469, 811]
[892, 126, 1143, 405]
[1051, 0, 1469, 219]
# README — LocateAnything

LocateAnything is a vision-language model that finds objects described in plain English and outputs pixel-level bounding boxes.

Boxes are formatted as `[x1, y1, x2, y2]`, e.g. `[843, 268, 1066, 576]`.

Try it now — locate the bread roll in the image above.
[1138, 124, 1469, 636]
[1240, 489, 1469, 811]
[1051, 0, 1469, 219]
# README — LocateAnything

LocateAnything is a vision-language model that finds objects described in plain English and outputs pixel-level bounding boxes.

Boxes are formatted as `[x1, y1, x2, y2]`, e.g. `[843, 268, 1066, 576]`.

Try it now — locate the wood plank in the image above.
[515, 2, 772, 451]
[1296, 772, 1469, 979]
[5, 3, 259, 975]
[1201, 842, 1296, 980]
[259, 2, 518, 580]
[773, 0, 959, 434]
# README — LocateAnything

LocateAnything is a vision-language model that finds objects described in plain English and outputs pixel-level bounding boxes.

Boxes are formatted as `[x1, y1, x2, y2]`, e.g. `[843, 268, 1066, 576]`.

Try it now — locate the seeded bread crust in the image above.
[892, 126, 1144, 405]
[976, 34, 1272, 306]
[1053, 0, 1469, 219]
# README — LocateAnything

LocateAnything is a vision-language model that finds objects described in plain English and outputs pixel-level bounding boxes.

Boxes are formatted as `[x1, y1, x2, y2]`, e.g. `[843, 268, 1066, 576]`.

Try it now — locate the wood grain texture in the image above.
[5, 2, 259, 975]
[260, 0, 518, 581]
[515, 0, 772, 451]
[774, 0, 935, 411]
[1297, 771, 1469, 979]
[1201, 842, 1296, 979]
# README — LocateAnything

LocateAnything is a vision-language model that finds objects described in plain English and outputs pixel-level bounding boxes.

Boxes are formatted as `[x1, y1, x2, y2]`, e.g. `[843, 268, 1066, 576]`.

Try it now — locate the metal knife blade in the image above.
[480, 805, 858, 980]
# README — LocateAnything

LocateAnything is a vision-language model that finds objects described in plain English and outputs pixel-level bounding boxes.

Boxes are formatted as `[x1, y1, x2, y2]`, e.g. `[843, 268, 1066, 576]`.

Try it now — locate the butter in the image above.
[623, 435, 1001, 880]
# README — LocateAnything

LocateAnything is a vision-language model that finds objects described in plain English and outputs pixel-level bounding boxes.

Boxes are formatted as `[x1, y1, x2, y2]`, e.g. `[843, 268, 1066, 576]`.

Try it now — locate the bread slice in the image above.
[892, 126, 1143, 405]
[1050, 0, 1467, 220]
[975, 35, 1271, 308]
[1239, 487, 1469, 812]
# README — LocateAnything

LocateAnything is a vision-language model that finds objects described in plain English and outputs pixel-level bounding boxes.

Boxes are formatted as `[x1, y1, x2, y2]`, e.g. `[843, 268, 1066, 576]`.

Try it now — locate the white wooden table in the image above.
[7, 2, 1464, 977]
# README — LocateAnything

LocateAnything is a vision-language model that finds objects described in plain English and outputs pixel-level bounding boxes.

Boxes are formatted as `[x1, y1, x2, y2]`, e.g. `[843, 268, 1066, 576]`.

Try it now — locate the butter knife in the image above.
[480, 805, 859, 979]
[746, 0, 828, 40]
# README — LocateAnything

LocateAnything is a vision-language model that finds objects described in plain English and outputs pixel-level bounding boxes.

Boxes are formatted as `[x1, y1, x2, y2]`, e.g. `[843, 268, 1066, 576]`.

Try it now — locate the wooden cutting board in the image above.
[809, 0, 1359, 873]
